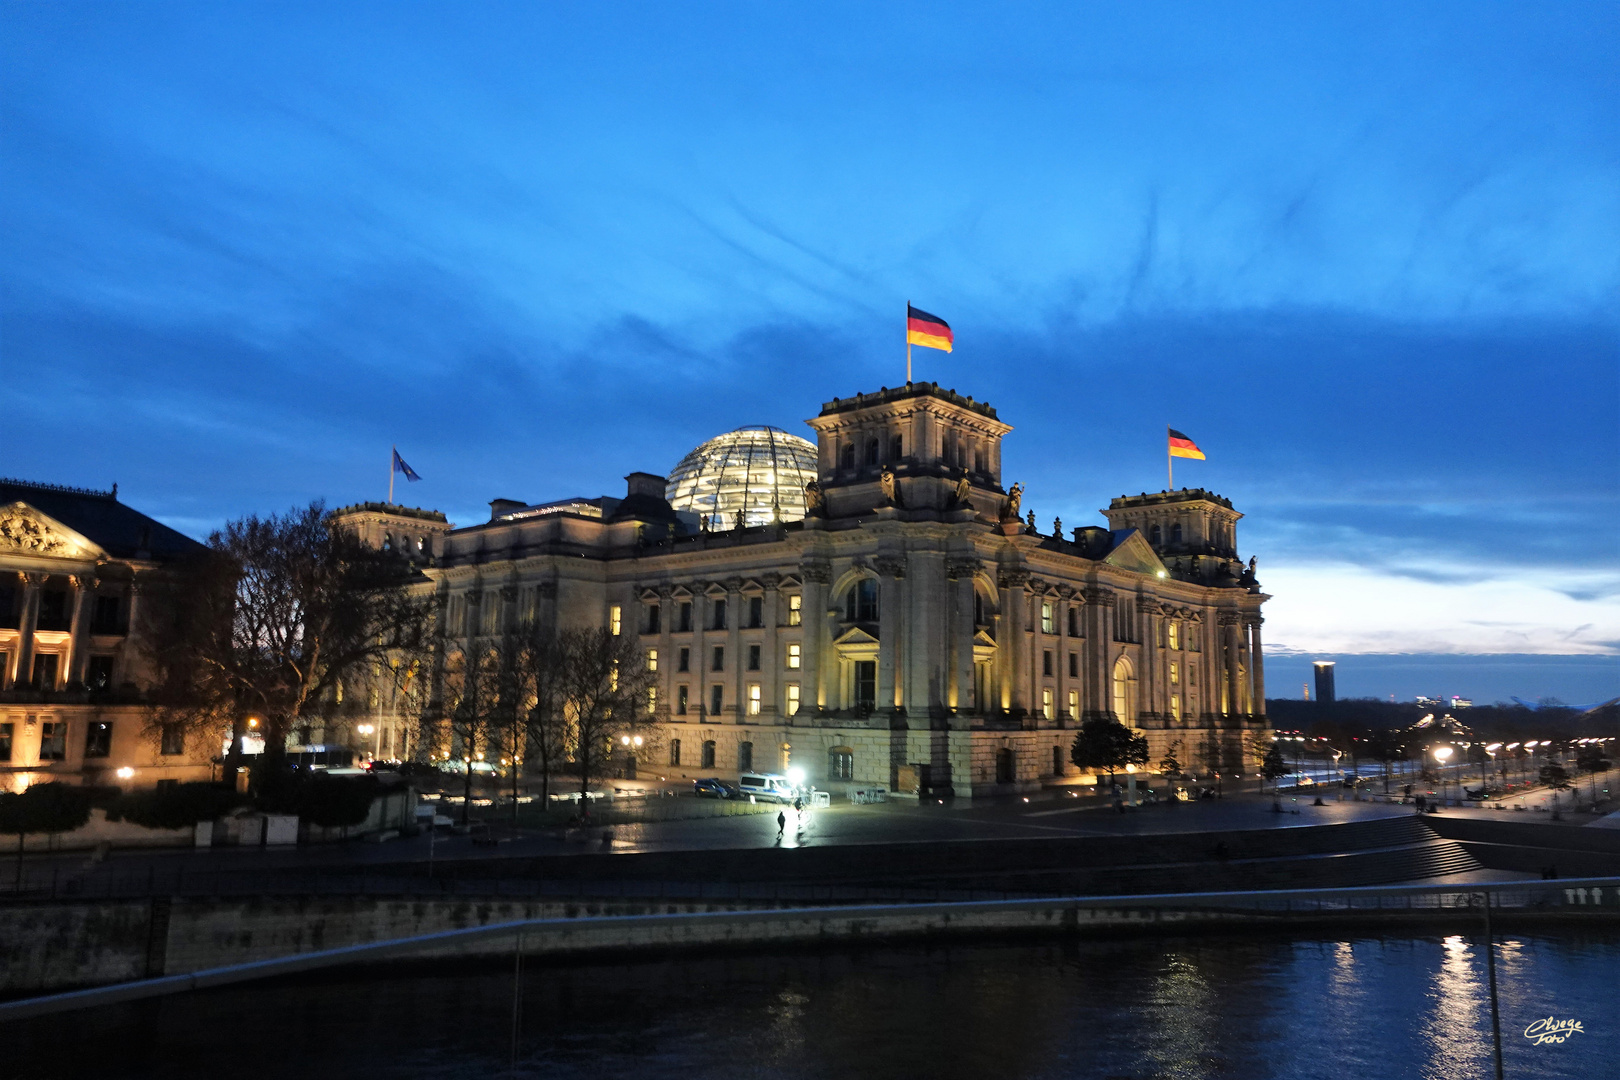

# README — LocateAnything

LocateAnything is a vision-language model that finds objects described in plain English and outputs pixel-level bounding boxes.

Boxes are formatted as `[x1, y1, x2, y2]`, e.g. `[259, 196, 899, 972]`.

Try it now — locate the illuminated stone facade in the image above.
[335, 383, 1269, 798]
[0, 479, 211, 792]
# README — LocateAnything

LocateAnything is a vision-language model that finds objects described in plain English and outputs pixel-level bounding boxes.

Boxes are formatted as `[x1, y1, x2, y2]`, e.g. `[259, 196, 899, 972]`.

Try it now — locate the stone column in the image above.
[945, 557, 978, 716]
[15, 572, 44, 688]
[1248, 616, 1267, 720]
[67, 575, 96, 685]
[998, 568, 1029, 715]
[762, 574, 781, 722]
[692, 585, 709, 721]
[725, 579, 743, 722]
[656, 585, 674, 721]
[1219, 613, 1242, 719]
[875, 556, 905, 714]
[799, 561, 830, 712]
[116, 578, 144, 690]
[1080, 586, 1112, 720]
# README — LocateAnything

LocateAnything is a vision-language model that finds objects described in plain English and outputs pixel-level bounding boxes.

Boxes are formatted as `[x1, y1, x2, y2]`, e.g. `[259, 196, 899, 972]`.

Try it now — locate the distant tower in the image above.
[1313, 661, 1336, 705]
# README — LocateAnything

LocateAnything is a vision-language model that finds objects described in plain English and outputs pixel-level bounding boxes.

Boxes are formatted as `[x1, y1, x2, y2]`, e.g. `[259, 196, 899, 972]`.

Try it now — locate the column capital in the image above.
[22, 571, 48, 587]
[1217, 611, 1243, 627]
[944, 557, 980, 581]
[70, 574, 99, 591]
[997, 568, 1030, 590]
[873, 555, 906, 579]
[1080, 585, 1113, 605]
[799, 560, 832, 585]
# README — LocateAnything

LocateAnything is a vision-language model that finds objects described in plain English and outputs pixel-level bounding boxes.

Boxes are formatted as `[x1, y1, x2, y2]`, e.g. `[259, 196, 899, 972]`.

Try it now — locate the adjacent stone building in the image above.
[334, 382, 1269, 799]
[0, 479, 211, 792]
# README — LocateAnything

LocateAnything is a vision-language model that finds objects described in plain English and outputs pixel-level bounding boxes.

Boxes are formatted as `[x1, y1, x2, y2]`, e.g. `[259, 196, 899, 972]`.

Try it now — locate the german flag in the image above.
[1168, 428, 1205, 460]
[906, 305, 953, 352]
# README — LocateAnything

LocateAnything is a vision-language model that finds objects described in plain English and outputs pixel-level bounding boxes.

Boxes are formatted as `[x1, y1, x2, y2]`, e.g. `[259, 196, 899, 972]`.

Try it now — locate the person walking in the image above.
[776, 810, 786, 837]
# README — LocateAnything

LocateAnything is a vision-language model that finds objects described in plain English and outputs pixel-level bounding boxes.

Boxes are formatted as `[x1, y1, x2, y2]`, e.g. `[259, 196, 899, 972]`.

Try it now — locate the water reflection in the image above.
[1422, 935, 1489, 1080]
[6, 931, 1614, 1080]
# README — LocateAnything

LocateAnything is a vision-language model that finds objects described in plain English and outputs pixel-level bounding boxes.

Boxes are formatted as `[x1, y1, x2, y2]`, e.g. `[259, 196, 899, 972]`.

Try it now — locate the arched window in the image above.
[1149, 524, 1162, 546]
[1112, 655, 1137, 723]
[890, 434, 902, 461]
[669, 739, 682, 766]
[866, 437, 880, 465]
[995, 747, 1015, 784]
[845, 578, 879, 622]
[738, 740, 754, 772]
[841, 443, 855, 470]
[829, 745, 854, 780]
[1171, 523, 1183, 544]
[701, 740, 716, 768]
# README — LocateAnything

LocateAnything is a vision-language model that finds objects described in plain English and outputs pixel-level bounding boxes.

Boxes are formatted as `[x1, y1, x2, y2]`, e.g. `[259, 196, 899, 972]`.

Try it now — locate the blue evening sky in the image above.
[3, 2, 1616, 701]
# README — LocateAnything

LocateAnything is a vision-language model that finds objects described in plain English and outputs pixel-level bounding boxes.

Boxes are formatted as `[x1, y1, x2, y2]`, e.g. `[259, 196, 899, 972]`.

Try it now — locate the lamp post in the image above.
[1433, 745, 1454, 805]
[357, 723, 376, 764]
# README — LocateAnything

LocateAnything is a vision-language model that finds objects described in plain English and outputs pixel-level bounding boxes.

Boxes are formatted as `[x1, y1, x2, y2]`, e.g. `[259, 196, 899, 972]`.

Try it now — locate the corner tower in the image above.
[1102, 489, 1248, 586]
[805, 383, 1013, 521]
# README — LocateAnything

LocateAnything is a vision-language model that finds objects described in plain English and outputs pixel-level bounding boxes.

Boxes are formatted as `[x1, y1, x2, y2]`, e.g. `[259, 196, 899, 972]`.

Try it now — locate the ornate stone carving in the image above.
[804, 480, 825, 517]
[879, 466, 901, 508]
[1056, 584, 1076, 600]
[1081, 585, 1114, 606]
[1001, 482, 1023, 522]
[0, 509, 68, 555]
[944, 557, 980, 580]
[950, 471, 971, 509]
[799, 560, 832, 585]
[500, 585, 518, 602]
[997, 568, 1031, 590]
[1217, 611, 1242, 626]
[873, 555, 907, 579]
[762, 572, 781, 589]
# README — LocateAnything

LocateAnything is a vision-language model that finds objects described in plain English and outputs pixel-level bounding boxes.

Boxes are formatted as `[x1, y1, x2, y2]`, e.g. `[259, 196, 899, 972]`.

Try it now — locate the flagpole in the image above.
[1167, 427, 1173, 491]
[906, 301, 912, 384]
[389, 445, 396, 505]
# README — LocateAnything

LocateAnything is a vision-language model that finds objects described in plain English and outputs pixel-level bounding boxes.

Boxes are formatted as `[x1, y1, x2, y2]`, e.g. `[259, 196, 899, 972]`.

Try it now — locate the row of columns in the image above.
[4, 571, 134, 691]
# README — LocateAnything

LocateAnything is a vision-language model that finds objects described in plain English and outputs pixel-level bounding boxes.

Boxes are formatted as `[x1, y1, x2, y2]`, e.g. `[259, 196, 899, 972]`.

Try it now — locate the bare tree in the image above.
[556, 628, 661, 799]
[144, 502, 434, 784]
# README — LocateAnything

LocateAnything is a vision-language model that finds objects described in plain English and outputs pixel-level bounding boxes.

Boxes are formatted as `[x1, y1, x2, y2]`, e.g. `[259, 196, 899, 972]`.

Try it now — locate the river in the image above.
[7, 930, 1614, 1079]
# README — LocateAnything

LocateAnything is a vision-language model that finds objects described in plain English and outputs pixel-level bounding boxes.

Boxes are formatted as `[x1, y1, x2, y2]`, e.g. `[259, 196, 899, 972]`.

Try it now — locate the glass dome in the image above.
[665, 426, 820, 529]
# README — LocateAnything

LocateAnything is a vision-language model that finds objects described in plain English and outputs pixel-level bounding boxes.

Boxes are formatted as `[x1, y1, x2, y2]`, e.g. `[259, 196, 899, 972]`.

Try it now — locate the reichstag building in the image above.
[334, 382, 1270, 799]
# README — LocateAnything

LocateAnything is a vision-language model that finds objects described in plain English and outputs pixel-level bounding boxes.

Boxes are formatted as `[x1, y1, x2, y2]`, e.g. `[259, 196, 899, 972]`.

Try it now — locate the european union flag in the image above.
[392, 448, 421, 481]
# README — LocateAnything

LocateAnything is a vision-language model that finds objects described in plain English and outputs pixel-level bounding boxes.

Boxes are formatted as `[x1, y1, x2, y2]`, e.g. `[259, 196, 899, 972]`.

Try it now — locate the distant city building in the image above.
[335, 381, 1272, 799]
[0, 479, 211, 792]
[1313, 660, 1336, 705]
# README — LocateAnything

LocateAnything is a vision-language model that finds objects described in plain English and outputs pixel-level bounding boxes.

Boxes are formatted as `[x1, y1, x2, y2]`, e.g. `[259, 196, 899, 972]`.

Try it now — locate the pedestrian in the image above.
[776, 810, 786, 837]
[794, 796, 803, 813]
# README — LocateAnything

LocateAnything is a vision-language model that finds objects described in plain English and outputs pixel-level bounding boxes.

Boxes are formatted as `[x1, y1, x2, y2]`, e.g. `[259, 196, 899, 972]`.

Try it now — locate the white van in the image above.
[738, 773, 796, 803]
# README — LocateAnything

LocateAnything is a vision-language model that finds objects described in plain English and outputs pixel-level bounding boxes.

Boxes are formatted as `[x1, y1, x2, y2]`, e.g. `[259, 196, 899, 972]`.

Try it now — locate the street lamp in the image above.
[357, 723, 375, 763]
[1433, 745, 1454, 805]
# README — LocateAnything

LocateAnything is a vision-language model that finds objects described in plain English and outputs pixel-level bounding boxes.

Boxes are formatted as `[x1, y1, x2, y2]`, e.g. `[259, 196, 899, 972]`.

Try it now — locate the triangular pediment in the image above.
[1104, 529, 1169, 577]
[0, 502, 105, 561]
[670, 586, 693, 599]
[972, 628, 997, 648]
[777, 574, 802, 589]
[833, 625, 880, 646]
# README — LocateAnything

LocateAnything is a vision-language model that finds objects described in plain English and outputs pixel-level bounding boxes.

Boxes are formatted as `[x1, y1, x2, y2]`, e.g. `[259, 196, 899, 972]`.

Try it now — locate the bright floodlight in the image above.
[115, 766, 134, 779]
[1433, 746, 1454, 762]
[665, 425, 819, 530]
[786, 766, 807, 787]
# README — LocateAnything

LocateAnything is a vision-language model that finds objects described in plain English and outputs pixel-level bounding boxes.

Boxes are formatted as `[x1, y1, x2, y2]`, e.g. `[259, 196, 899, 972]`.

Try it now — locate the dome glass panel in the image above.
[665, 426, 819, 529]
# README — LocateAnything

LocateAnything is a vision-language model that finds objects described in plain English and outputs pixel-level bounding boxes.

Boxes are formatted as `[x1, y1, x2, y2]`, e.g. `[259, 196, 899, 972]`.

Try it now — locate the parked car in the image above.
[693, 778, 741, 799]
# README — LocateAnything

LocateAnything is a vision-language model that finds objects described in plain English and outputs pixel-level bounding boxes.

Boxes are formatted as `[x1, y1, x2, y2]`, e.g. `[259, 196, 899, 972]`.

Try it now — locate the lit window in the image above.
[1171, 694, 1181, 721]
[787, 595, 802, 626]
[786, 683, 801, 716]
[1067, 690, 1078, 718]
[1041, 601, 1054, 634]
[748, 684, 762, 715]
[39, 721, 66, 761]
[647, 649, 658, 672]
[609, 662, 619, 691]
[1170, 662, 1179, 685]
[786, 643, 801, 670]
[610, 605, 622, 636]
[647, 686, 658, 714]
[1042, 688, 1054, 720]
[1168, 621, 1180, 650]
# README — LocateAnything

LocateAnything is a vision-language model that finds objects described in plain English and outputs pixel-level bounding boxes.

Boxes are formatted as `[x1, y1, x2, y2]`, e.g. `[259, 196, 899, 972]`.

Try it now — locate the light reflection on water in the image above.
[7, 931, 1614, 1080]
